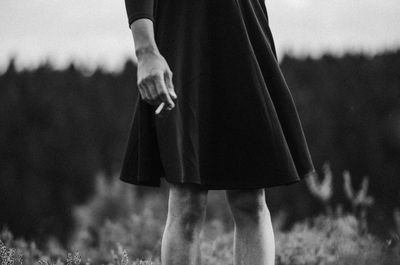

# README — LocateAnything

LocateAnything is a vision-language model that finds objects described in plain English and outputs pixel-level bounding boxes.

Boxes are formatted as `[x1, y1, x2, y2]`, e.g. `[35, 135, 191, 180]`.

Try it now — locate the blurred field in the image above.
[1, 50, 400, 264]
[1, 167, 400, 265]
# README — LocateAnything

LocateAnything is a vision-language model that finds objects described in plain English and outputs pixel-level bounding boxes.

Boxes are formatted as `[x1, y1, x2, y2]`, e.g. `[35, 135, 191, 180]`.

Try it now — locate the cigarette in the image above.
[155, 102, 165, 115]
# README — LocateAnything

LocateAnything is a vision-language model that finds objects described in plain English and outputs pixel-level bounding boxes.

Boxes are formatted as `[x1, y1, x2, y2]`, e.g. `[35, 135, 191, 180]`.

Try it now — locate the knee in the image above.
[178, 205, 205, 234]
[173, 198, 207, 241]
[226, 189, 269, 224]
[168, 184, 208, 240]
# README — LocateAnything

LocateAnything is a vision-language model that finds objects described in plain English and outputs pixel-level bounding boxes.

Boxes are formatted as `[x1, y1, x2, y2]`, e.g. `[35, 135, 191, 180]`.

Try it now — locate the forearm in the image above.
[130, 18, 160, 61]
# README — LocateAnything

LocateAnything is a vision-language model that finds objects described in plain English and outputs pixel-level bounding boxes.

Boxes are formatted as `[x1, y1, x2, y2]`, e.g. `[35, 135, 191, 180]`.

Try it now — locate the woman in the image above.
[120, 0, 316, 264]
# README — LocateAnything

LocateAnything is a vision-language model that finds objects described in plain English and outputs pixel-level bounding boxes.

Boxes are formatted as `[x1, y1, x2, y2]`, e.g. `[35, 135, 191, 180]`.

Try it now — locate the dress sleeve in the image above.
[124, 0, 155, 28]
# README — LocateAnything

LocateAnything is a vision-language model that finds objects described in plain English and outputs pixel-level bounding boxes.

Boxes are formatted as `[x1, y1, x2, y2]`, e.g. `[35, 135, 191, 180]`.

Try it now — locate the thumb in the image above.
[165, 70, 177, 99]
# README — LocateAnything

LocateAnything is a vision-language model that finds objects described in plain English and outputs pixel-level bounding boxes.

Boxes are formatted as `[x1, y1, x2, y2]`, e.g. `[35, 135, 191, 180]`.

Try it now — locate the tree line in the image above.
[0, 49, 399, 243]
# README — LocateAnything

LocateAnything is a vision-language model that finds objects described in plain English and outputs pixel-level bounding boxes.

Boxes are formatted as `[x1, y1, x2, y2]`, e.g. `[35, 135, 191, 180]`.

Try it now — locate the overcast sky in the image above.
[1, 0, 399, 71]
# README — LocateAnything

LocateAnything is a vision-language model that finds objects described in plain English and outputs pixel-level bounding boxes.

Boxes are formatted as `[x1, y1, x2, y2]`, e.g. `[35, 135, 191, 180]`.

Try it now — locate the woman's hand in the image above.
[136, 47, 177, 111]
[130, 18, 177, 113]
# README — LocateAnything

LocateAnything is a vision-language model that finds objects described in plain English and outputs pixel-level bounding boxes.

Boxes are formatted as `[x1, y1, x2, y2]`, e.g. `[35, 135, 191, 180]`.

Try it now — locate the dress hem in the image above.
[119, 169, 316, 190]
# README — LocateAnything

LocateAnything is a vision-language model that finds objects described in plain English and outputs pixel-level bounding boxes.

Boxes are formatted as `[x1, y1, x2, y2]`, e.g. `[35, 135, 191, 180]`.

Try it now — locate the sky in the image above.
[0, 0, 400, 72]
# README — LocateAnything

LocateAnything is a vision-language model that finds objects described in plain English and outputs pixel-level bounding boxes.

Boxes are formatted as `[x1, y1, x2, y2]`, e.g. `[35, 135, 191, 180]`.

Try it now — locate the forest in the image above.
[0, 49, 399, 245]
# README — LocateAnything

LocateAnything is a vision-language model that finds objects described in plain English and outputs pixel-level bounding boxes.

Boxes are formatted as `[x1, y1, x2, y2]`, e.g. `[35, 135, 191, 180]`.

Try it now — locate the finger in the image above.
[139, 82, 150, 100]
[164, 70, 177, 99]
[145, 75, 164, 106]
[140, 81, 154, 105]
[144, 77, 159, 102]
[138, 83, 146, 100]
[137, 84, 146, 100]
[154, 74, 175, 109]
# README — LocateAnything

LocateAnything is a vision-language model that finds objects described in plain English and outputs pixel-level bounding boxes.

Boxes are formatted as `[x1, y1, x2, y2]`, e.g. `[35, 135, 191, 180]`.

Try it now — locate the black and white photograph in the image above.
[1, 0, 400, 264]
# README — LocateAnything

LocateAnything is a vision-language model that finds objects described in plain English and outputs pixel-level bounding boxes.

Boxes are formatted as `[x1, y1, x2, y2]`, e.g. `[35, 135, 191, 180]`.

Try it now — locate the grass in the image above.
[1, 163, 400, 264]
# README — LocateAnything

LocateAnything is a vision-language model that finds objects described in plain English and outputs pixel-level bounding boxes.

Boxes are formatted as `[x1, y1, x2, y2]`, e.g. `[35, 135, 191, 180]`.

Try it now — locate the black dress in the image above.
[119, 0, 316, 190]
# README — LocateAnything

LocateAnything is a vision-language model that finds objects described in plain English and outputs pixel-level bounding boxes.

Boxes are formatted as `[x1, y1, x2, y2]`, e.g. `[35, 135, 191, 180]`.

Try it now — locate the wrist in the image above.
[135, 45, 160, 61]
[130, 19, 159, 61]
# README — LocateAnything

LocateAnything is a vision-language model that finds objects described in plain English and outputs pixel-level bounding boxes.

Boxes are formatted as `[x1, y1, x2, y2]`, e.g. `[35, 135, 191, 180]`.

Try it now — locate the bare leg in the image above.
[161, 183, 208, 265]
[225, 188, 275, 265]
